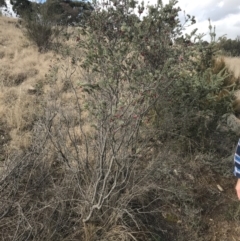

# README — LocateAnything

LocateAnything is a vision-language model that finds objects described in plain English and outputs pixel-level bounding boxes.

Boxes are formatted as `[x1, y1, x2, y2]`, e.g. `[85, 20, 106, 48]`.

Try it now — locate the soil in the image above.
[200, 176, 240, 241]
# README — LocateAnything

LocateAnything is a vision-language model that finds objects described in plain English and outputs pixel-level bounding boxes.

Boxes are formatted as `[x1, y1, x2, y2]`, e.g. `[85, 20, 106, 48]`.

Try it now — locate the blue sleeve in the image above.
[234, 139, 240, 178]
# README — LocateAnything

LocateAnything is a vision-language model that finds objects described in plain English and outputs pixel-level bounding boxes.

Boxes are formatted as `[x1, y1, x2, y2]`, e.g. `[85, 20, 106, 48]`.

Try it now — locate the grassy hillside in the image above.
[0, 16, 84, 155]
[0, 16, 53, 153]
[1, 15, 240, 241]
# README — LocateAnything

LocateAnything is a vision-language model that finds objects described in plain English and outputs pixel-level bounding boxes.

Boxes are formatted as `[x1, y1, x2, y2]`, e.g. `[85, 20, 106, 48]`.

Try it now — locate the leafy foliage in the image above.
[42, 0, 93, 26]
[78, 0, 237, 151]
[11, 0, 33, 16]
[15, 0, 93, 51]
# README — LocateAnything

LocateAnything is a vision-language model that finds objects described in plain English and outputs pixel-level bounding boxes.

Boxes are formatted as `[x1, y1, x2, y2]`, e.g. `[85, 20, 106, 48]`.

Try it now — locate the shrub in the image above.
[151, 23, 238, 151]
[21, 2, 64, 52]
[57, 0, 237, 236]
[78, 0, 237, 152]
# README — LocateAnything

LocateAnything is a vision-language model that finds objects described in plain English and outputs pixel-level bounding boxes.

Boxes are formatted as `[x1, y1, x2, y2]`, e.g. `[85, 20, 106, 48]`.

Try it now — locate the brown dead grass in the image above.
[0, 17, 54, 87]
[223, 56, 240, 79]
[0, 16, 56, 152]
[0, 16, 88, 155]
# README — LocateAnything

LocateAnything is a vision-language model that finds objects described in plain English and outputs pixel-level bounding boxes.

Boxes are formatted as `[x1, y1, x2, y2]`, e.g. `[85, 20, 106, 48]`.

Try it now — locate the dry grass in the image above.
[223, 56, 240, 79]
[222, 56, 240, 107]
[0, 15, 89, 161]
[0, 16, 56, 153]
[0, 17, 54, 86]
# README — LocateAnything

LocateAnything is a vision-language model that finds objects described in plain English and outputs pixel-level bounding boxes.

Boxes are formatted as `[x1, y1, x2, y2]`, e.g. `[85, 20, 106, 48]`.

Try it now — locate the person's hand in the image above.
[235, 179, 240, 200]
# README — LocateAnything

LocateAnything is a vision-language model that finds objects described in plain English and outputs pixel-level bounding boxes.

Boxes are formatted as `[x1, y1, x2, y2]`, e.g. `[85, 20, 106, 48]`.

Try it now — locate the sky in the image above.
[159, 0, 240, 41]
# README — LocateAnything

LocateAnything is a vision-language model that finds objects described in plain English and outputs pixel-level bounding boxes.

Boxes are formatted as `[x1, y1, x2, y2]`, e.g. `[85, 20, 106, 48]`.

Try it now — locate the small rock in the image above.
[217, 184, 224, 192]
[27, 86, 37, 95]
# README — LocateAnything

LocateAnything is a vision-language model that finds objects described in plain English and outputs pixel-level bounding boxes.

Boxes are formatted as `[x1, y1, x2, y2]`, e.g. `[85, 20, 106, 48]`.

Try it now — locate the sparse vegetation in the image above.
[1, 0, 240, 240]
[13, 0, 93, 52]
[219, 36, 240, 57]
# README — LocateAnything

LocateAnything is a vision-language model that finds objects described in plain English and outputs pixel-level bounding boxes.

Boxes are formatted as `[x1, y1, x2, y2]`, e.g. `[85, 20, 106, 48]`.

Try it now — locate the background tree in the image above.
[15, 0, 93, 51]
[219, 36, 240, 56]
[42, 0, 93, 26]
[0, 0, 6, 7]
[10, 0, 34, 16]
